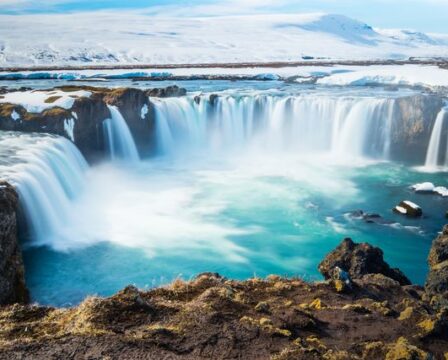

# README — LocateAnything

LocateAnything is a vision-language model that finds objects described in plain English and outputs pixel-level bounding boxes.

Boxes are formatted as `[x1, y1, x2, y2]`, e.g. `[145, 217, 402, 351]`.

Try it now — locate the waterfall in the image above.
[425, 108, 447, 169]
[151, 94, 396, 160]
[103, 105, 140, 162]
[0, 132, 88, 246]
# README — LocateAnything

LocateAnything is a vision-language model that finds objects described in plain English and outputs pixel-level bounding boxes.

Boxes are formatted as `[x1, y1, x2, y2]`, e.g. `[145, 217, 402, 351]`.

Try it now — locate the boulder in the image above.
[318, 238, 411, 285]
[393, 201, 422, 217]
[0, 181, 29, 305]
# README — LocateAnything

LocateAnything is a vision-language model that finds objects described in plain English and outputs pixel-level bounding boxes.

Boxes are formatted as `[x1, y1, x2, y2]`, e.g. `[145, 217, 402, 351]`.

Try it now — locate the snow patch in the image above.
[0, 90, 91, 113]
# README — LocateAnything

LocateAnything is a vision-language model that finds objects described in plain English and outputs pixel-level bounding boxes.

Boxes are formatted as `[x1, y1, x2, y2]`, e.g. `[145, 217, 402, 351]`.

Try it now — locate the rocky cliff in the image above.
[0, 85, 187, 162]
[391, 94, 445, 163]
[0, 182, 28, 305]
[0, 234, 447, 359]
[0, 87, 445, 164]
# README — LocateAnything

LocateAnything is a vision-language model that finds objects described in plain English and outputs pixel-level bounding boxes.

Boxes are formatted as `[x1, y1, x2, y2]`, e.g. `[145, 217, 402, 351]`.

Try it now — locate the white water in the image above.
[103, 105, 140, 162]
[425, 108, 448, 170]
[152, 95, 396, 161]
[0, 132, 88, 246]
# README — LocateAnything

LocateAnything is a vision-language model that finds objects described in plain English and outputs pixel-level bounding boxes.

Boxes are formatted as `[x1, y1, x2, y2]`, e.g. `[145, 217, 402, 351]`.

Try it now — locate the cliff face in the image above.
[426, 225, 448, 311]
[1, 87, 445, 165]
[0, 86, 187, 162]
[0, 182, 28, 305]
[390, 94, 445, 163]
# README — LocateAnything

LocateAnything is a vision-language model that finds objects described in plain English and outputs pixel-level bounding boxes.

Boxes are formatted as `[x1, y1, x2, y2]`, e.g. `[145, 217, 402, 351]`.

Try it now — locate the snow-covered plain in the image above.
[0, 12, 448, 67]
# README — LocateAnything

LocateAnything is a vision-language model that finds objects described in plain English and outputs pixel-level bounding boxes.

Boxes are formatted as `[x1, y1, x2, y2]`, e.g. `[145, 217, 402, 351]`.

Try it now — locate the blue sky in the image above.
[0, 0, 447, 33]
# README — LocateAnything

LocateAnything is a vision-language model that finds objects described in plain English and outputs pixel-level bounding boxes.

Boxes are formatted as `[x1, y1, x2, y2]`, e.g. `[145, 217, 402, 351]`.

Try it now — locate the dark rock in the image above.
[209, 94, 219, 105]
[348, 210, 392, 225]
[425, 225, 448, 310]
[390, 95, 445, 164]
[393, 201, 423, 217]
[146, 85, 187, 98]
[0, 181, 29, 305]
[103, 88, 154, 158]
[318, 238, 411, 285]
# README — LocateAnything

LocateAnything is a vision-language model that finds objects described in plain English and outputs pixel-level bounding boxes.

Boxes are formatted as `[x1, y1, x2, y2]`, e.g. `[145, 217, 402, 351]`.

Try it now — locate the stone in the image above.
[318, 238, 411, 285]
[393, 201, 423, 217]
[0, 182, 29, 305]
[425, 225, 448, 309]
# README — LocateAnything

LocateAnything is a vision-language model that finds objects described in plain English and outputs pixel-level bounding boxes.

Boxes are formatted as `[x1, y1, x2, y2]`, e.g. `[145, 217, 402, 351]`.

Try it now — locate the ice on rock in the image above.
[412, 182, 435, 193]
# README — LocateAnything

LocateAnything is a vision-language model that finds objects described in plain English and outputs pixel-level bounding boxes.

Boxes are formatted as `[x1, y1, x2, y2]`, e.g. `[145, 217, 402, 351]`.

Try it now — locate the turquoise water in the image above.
[23, 156, 448, 306]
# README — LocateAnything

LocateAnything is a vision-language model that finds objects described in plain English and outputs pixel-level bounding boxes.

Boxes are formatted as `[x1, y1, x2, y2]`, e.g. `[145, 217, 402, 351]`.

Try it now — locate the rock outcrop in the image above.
[0, 182, 28, 305]
[426, 225, 448, 310]
[391, 94, 445, 163]
[318, 238, 411, 285]
[1, 233, 448, 358]
[0, 85, 187, 162]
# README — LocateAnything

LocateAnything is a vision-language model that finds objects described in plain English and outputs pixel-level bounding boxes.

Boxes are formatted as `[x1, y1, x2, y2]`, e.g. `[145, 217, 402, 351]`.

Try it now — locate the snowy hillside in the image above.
[0, 12, 447, 67]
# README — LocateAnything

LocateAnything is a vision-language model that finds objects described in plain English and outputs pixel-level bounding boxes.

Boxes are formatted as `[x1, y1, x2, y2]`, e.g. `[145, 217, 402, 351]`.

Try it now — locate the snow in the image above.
[412, 182, 435, 193]
[412, 182, 448, 197]
[317, 65, 448, 88]
[0, 12, 447, 67]
[394, 206, 407, 215]
[141, 104, 148, 120]
[72, 112, 78, 120]
[1, 64, 447, 89]
[64, 118, 75, 142]
[10, 110, 20, 121]
[403, 200, 420, 210]
[0, 90, 91, 113]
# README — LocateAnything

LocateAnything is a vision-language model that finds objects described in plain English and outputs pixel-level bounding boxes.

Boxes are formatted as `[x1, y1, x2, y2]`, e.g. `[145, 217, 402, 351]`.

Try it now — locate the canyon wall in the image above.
[0, 182, 28, 305]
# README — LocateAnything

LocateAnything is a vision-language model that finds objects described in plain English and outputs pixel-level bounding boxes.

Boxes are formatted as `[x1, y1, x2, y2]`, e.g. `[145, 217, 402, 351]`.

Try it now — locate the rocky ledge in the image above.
[0, 233, 448, 359]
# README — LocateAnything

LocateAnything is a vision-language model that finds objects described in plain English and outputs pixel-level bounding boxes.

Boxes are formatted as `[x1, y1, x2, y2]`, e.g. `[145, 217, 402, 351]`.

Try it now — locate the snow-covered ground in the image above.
[0, 89, 91, 113]
[1, 65, 447, 89]
[0, 12, 448, 67]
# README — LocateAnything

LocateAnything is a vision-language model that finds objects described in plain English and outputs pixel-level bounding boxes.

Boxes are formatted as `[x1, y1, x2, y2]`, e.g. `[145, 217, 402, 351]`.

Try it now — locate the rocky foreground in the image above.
[0, 224, 448, 359]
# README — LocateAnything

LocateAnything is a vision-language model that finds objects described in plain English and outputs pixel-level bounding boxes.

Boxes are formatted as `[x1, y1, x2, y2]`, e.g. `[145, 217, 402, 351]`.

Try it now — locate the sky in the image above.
[0, 0, 447, 33]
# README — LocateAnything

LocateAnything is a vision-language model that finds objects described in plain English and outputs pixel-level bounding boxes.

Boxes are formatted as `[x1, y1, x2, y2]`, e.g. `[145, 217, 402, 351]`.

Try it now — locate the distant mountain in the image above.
[0, 12, 447, 67]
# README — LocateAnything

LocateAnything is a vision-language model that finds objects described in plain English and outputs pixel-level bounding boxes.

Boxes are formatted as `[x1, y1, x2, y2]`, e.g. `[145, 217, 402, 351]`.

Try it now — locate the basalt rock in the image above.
[390, 95, 445, 164]
[0, 85, 187, 162]
[0, 182, 28, 305]
[318, 238, 411, 285]
[102, 87, 154, 157]
[425, 224, 448, 310]
[146, 85, 187, 98]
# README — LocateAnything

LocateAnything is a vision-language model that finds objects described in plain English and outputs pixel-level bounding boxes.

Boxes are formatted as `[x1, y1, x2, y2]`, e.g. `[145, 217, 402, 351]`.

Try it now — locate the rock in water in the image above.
[393, 200, 423, 217]
[0, 181, 29, 304]
[426, 225, 448, 310]
[318, 238, 411, 285]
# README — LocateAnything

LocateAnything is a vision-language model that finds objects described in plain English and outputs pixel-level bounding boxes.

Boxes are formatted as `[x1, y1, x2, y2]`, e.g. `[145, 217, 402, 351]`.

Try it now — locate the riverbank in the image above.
[0, 231, 447, 359]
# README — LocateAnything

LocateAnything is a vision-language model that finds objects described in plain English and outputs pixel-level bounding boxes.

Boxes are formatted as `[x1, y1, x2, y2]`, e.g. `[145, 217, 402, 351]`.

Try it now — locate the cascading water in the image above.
[0, 132, 88, 247]
[103, 105, 140, 162]
[151, 94, 396, 160]
[425, 108, 448, 170]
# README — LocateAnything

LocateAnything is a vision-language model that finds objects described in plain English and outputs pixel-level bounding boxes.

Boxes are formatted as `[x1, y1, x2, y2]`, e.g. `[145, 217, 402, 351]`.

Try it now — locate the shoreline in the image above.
[1, 59, 448, 73]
